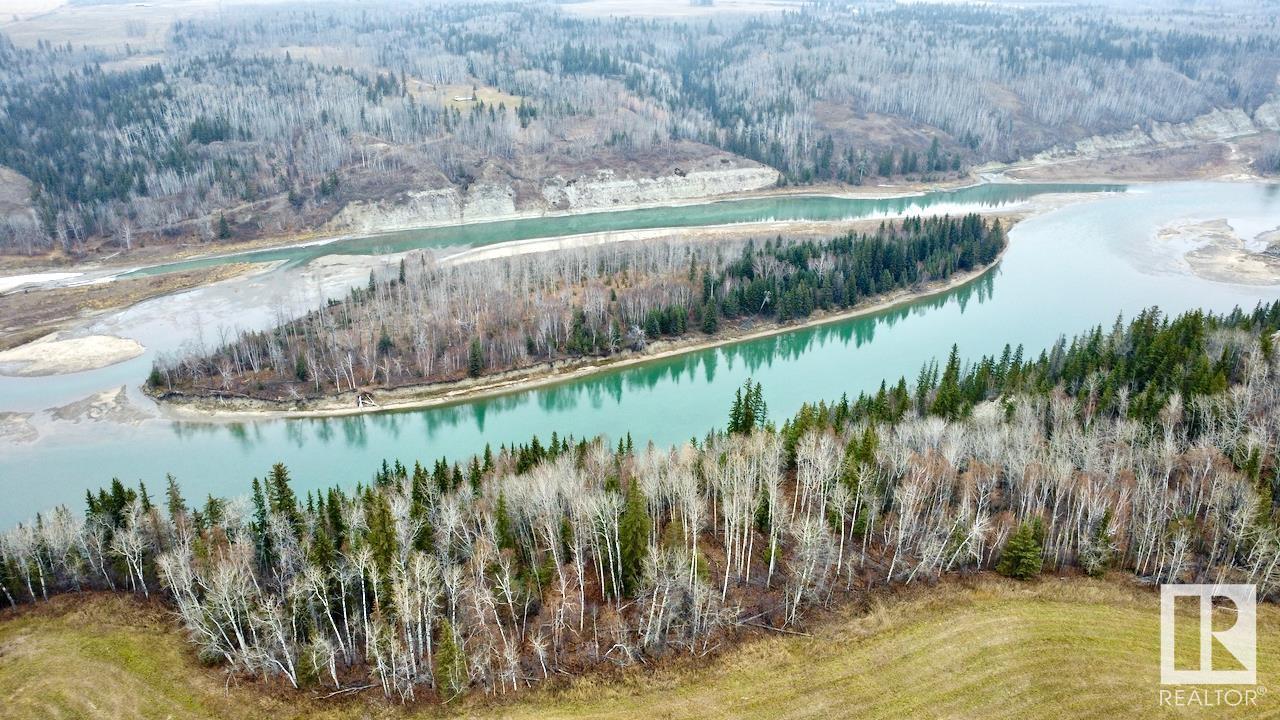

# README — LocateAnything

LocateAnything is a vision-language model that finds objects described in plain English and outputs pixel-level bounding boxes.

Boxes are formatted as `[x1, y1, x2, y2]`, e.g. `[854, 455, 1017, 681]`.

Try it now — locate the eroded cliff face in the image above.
[540, 166, 780, 211]
[326, 183, 517, 234]
[325, 166, 780, 234]
[1031, 99, 1280, 161]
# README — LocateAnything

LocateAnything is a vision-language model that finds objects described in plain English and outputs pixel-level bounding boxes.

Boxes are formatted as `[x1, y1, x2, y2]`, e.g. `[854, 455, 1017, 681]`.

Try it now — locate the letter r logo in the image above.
[1161, 584, 1256, 685]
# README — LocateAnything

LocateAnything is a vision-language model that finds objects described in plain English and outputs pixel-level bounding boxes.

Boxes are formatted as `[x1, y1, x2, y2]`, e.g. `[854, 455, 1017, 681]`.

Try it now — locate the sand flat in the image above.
[0, 333, 144, 377]
[1157, 218, 1280, 285]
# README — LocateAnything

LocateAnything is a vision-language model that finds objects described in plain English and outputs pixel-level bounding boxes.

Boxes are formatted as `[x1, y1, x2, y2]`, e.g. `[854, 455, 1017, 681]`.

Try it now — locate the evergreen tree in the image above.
[164, 473, 185, 524]
[266, 462, 301, 534]
[930, 344, 963, 419]
[997, 519, 1044, 580]
[364, 489, 398, 581]
[702, 300, 718, 334]
[729, 379, 766, 434]
[326, 488, 346, 547]
[309, 518, 336, 571]
[618, 479, 651, 596]
[250, 477, 275, 571]
[435, 619, 467, 700]
[468, 338, 485, 377]
[748, 380, 768, 429]
[1081, 510, 1114, 577]
[728, 386, 744, 433]
[467, 457, 482, 496]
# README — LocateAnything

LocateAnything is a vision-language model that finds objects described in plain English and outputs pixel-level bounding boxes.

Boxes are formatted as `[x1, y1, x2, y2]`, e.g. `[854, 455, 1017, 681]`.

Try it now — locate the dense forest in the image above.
[1, 1, 1277, 253]
[4, 302, 1280, 701]
[146, 214, 1005, 400]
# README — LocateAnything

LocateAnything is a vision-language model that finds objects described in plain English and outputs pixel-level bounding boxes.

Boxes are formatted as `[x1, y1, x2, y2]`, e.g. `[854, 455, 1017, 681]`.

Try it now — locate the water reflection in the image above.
[151, 261, 1009, 465]
[12, 181, 1280, 528]
[181, 261, 1000, 453]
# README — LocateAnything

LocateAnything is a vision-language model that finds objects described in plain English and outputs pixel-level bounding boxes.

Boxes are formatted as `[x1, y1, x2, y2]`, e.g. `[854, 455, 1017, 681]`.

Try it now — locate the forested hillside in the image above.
[146, 214, 1005, 399]
[1, 1, 1276, 254]
[4, 302, 1280, 702]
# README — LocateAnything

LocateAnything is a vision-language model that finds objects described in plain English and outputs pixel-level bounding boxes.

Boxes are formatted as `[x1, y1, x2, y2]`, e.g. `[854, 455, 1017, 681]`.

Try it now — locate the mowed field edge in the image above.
[1, 576, 1276, 720]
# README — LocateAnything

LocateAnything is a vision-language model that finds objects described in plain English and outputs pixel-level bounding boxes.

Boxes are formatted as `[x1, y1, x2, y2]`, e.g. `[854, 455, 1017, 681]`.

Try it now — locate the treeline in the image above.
[147, 214, 1005, 400]
[4, 303, 1280, 701]
[803, 302, 1276, 432]
[3, 2, 1276, 253]
[0, 35, 451, 253]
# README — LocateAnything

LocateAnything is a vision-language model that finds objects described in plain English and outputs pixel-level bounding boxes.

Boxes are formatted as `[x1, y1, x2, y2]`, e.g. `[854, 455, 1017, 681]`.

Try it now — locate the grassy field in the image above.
[1, 576, 1277, 719]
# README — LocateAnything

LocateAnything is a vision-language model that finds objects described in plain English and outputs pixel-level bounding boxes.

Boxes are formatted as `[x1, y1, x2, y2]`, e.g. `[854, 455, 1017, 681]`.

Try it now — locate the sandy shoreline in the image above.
[437, 191, 1096, 269]
[0, 185, 1099, 385]
[0, 191, 1062, 380]
[155, 239, 1011, 422]
[1, 174, 992, 280]
[0, 333, 145, 377]
[5, 126, 1268, 282]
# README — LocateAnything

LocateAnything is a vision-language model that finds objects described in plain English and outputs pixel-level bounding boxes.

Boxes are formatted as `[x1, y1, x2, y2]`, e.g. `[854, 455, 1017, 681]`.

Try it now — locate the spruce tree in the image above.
[250, 477, 275, 571]
[267, 463, 301, 534]
[164, 474, 185, 524]
[326, 488, 346, 546]
[618, 479, 651, 596]
[1081, 510, 1114, 577]
[467, 457, 482, 496]
[364, 490, 398, 581]
[997, 520, 1044, 580]
[931, 344, 963, 419]
[702, 300, 718, 334]
[435, 619, 467, 700]
[468, 338, 485, 377]
[748, 380, 767, 429]
[728, 387, 744, 434]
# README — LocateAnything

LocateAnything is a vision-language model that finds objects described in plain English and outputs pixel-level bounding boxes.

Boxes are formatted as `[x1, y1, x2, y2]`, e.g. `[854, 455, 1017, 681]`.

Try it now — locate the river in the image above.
[1, 181, 1276, 526]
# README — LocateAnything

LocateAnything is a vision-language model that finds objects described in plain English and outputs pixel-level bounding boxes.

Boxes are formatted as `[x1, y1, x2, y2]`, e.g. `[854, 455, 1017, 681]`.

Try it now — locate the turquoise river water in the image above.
[1, 181, 1277, 526]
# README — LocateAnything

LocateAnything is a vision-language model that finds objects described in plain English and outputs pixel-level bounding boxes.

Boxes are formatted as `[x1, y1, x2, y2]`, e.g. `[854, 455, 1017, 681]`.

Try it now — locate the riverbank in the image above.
[438, 190, 1095, 268]
[4, 182, 1277, 528]
[0, 186, 1094, 383]
[154, 235, 1013, 421]
[0, 263, 259, 354]
[4, 119, 1270, 283]
[0, 172, 987, 280]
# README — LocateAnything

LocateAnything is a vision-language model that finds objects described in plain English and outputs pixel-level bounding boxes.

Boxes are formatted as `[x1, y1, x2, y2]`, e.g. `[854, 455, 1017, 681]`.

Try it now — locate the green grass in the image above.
[2, 576, 1277, 719]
